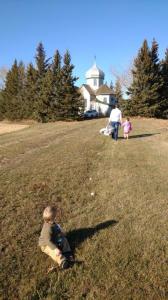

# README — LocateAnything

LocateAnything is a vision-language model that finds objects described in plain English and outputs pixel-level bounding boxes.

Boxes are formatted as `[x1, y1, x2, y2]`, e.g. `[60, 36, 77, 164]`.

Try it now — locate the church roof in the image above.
[82, 84, 115, 96]
[85, 63, 105, 79]
[96, 84, 114, 95]
[82, 84, 95, 96]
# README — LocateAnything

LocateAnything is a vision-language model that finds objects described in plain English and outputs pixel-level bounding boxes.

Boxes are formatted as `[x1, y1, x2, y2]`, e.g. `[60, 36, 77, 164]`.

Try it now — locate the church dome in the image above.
[85, 63, 105, 79]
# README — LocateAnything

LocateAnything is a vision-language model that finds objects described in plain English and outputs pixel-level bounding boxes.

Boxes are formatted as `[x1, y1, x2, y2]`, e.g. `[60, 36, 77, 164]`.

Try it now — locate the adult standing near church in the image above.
[109, 104, 122, 141]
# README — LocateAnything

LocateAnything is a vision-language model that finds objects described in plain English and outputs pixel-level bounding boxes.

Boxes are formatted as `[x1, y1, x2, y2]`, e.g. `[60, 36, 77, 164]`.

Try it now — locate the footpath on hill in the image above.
[0, 118, 168, 300]
[0, 122, 29, 135]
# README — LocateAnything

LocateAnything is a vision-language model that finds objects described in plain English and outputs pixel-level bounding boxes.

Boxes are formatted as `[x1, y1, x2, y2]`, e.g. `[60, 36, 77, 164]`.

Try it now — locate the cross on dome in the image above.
[94, 55, 97, 66]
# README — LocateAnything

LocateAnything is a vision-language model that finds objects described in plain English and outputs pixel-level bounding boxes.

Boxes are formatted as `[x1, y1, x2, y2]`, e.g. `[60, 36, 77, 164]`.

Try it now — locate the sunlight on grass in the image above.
[0, 118, 168, 299]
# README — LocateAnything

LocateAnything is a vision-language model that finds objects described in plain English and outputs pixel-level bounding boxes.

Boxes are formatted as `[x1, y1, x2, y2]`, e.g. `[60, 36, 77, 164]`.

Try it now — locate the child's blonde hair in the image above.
[43, 206, 56, 222]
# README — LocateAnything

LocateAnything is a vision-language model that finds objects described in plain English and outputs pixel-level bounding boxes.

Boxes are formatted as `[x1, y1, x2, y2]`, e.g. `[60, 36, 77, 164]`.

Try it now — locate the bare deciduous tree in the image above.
[110, 60, 134, 90]
[0, 66, 8, 87]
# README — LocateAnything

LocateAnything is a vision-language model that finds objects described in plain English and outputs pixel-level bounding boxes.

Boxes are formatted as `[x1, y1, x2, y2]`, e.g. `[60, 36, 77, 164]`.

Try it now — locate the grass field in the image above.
[0, 118, 168, 300]
[0, 122, 29, 135]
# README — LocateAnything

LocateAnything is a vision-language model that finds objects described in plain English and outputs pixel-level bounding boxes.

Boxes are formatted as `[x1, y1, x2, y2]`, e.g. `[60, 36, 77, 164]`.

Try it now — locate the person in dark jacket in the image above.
[39, 206, 73, 270]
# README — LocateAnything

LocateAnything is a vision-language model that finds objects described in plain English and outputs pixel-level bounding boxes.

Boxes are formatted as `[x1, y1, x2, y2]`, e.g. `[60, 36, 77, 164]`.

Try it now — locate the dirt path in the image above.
[0, 122, 29, 135]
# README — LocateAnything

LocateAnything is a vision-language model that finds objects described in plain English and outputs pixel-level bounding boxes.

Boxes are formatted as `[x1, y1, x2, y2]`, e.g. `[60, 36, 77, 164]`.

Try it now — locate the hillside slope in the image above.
[0, 118, 168, 300]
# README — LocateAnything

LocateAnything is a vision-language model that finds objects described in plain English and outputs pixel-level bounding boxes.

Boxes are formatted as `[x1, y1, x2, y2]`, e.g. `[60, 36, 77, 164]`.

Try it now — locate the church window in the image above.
[93, 78, 97, 86]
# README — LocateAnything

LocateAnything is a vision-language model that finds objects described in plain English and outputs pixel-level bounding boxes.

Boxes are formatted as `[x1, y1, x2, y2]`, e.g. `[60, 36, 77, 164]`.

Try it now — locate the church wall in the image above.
[81, 62, 114, 114]
[86, 78, 97, 90]
[98, 78, 104, 87]
[96, 94, 112, 116]
[80, 86, 91, 111]
[96, 94, 110, 104]
[86, 77, 103, 90]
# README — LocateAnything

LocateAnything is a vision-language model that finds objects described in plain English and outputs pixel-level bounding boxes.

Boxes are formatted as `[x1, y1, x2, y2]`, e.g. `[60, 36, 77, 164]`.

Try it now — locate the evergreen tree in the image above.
[151, 38, 159, 64]
[128, 39, 163, 117]
[0, 44, 84, 121]
[51, 50, 62, 120]
[2, 59, 23, 120]
[17, 61, 26, 118]
[122, 98, 132, 116]
[58, 50, 83, 120]
[35, 42, 50, 77]
[24, 63, 37, 118]
[37, 68, 54, 122]
[35, 42, 51, 121]
[160, 49, 168, 118]
[114, 79, 123, 106]
[0, 90, 5, 120]
[110, 80, 114, 90]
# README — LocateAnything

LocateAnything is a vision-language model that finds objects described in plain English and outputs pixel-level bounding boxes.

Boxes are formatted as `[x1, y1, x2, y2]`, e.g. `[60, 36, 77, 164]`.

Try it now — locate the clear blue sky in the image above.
[0, 0, 168, 86]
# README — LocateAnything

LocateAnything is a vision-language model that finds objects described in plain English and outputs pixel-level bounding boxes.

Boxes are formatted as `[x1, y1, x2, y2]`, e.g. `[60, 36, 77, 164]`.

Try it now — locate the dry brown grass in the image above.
[0, 122, 29, 135]
[0, 118, 168, 300]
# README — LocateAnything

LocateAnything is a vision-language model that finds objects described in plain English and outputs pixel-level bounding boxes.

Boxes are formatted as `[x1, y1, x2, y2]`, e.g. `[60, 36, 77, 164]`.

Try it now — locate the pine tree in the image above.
[17, 61, 26, 118]
[51, 50, 62, 120]
[114, 79, 123, 106]
[35, 42, 50, 78]
[128, 39, 163, 117]
[110, 80, 114, 90]
[2, 59, 18, 119]
[24, 63, 37, 118]
[37, 68, 54, 122]
[2, 59, 23, 120]
[122, 99, 132, 116]
[0, 45, 84, 122]
[0, 90, 5, 120]
[35, 42, 51, 121]
[148, 39, 163, 117]
[160, 49, 168, 118]
[58, 50, 83, 120]
[151, 38, 159, 64]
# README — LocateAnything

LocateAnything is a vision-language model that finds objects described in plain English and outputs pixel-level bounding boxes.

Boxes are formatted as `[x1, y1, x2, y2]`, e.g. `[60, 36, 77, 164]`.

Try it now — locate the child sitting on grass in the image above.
[39, 206, 74, 271]
[122, 117, 132, 139]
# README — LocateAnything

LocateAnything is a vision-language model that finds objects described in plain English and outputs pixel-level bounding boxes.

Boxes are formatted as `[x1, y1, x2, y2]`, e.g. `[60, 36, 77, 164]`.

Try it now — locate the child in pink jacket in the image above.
[122, 118, 132, 139]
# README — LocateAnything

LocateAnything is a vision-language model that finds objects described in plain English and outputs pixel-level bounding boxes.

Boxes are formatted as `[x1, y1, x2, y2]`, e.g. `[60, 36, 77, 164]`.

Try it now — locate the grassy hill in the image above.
[0, 118, 168, 300]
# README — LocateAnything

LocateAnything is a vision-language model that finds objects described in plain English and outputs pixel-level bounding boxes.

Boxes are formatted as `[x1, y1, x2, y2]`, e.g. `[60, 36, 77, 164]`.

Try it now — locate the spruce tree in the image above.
[59, 50, 83, 120]
[114, 79, 123, 106]
[51, 50, 62, 120]
[128, 39, 163, 117]
[37, 68, 54, 122]
[110, 80, 114, 90]
[24, 63, 37, 118]
[35, 42, 50, 77]
[35, 42, 51, 121]
[149, 39, 163, 117]
[2, 59, 22, 120]
[0, 90, 5, 120]
[160, 49, 168, 118]
[151, 38, 159, 64]
[17, 61, 26, 118]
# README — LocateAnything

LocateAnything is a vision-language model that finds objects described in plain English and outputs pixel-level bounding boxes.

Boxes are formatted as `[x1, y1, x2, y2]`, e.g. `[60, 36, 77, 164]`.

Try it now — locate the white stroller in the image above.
[99, 122, 114, 136]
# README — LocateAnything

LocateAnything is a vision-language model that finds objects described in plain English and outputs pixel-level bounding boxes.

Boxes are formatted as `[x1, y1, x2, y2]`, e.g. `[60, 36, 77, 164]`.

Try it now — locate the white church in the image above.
[80, 62, 116, 116]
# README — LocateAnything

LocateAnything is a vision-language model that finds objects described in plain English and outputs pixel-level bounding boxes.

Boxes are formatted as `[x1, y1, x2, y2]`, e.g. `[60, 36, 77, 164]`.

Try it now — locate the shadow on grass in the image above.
[67, 220, 118, 251]
[118, 133, 160, 139]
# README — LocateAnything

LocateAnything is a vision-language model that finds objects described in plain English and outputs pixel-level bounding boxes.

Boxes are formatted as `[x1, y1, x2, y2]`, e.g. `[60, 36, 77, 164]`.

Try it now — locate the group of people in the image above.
[100, 104, 132, 140]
